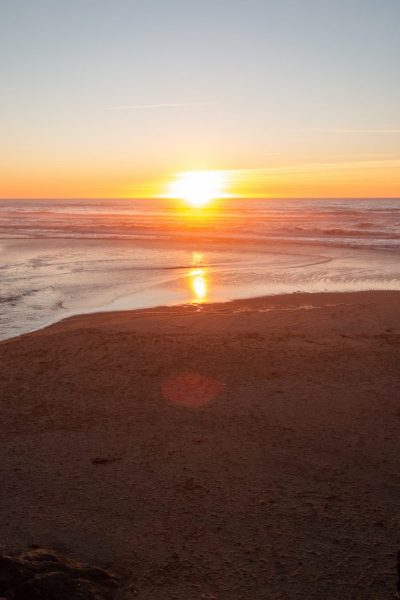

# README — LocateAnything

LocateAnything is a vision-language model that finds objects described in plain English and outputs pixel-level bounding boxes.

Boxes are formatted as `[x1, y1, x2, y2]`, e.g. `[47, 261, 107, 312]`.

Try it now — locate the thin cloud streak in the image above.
[306, 128, 400, 134]
[227, 158, 400, 177]
[107, 102, 214, 110]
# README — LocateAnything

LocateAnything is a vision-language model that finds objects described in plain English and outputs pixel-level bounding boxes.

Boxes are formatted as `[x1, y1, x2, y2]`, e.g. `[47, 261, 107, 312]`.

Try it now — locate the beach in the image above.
[1, 290, 400, 598]
[3, 0, 400, 597]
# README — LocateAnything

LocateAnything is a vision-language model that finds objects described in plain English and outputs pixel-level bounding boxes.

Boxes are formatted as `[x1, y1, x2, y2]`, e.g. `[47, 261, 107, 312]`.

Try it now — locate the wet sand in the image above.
[1, 291, 400, 599]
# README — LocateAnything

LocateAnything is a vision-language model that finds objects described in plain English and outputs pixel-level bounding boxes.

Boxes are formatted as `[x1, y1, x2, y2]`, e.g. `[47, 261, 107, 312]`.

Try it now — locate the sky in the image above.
[1, 0, 400, 199]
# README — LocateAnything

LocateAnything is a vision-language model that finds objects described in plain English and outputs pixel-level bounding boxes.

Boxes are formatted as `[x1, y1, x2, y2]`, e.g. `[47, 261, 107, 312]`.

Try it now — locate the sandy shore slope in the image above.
[1, 291, 400, 599]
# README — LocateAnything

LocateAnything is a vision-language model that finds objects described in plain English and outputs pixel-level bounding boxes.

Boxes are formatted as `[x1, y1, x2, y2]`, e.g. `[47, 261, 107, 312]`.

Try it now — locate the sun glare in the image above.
[168, 171, 226, 208]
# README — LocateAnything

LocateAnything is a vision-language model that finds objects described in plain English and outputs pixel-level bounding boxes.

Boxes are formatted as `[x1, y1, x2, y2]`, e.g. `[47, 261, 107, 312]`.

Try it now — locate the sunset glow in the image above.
[168, 171, 227, 207]
[2, 4, 400, 598]
[1, 2, 400, 200]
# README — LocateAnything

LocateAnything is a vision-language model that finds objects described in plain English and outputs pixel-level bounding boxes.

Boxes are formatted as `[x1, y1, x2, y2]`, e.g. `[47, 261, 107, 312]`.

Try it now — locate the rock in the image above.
[0, 549, 119, 599]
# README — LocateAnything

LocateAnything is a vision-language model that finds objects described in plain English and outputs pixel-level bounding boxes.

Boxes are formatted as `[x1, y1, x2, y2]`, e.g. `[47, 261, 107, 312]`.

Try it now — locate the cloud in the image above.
[107, 102, 213, 110]
[226, 158, 400, 179]
[306, 128, 400, 134]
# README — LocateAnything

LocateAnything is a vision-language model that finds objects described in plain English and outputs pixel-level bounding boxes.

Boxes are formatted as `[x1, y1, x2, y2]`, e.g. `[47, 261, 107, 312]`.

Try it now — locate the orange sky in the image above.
[2, 159, 400, 200]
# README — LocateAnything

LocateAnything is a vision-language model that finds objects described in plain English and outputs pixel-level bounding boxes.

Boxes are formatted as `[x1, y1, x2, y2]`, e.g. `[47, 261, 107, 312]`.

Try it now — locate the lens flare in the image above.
[162, 372, 223, 407]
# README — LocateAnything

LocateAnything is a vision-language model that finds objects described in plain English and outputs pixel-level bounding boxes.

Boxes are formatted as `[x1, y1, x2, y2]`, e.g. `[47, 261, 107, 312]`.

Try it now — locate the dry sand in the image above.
[1, 291, 400, 599]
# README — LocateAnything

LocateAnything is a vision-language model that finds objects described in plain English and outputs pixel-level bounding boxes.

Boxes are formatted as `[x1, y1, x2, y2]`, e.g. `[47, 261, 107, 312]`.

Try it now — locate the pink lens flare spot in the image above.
[162, 371, 223, 407]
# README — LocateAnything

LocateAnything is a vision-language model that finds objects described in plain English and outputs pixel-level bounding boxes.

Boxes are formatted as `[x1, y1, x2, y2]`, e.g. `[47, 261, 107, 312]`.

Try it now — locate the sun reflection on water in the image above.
[190, 268, 207, 300]
[189, 252, 208, 302]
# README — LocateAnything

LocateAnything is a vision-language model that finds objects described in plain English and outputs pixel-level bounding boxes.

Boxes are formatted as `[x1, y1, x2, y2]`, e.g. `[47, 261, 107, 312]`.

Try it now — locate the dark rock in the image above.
[0, 549, 119, 599]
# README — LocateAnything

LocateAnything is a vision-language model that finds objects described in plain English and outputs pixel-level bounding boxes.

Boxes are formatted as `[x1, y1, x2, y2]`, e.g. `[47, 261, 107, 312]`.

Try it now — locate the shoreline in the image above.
[1, 289, 400, 598]
[3, 287, 400, 345]
[2, 233, 400, 343]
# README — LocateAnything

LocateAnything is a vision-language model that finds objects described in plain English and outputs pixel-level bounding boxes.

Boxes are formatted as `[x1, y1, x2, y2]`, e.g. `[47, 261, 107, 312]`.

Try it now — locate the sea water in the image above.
[1, 197, 399, 340]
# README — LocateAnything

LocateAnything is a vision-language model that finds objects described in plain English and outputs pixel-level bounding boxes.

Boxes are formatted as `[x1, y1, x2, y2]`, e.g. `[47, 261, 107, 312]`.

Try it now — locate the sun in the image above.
[168, 170, 226, 208]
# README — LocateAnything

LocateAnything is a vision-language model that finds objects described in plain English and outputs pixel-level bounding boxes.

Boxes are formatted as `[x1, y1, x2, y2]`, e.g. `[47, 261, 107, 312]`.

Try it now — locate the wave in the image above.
[1, 198, 399, 253]
[274, 225, 400, 238]
[0, 288, 40, 305]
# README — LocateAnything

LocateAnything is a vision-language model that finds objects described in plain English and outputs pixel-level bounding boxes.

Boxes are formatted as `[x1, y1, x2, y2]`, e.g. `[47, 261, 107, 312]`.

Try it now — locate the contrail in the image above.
[107, 102, 213, 110]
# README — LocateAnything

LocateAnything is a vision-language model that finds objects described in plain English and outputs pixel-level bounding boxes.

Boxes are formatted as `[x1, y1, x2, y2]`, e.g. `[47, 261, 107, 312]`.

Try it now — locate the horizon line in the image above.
[1, 196, 400, 202]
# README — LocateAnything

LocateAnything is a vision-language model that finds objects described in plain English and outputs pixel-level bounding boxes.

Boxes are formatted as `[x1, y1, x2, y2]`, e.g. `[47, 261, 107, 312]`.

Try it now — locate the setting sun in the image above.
[168, 171, 227, 208]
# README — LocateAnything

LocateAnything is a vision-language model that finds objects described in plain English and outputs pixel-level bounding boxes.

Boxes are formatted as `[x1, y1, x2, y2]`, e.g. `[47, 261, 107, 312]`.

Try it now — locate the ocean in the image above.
[1, 197, 399, 340]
